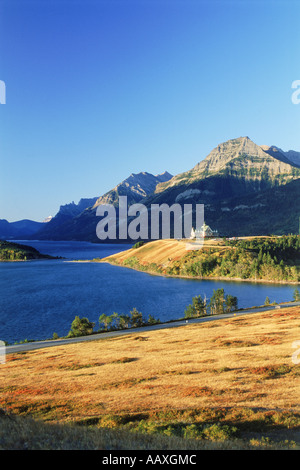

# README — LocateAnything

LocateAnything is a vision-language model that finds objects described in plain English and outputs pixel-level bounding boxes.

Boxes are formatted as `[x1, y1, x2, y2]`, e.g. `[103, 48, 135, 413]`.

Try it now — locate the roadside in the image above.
[5, 301, 300, 355]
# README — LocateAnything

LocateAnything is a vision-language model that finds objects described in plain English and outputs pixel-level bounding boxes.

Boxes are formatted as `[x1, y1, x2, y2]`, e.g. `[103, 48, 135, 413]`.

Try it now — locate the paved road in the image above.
[5, 301, 300, 355]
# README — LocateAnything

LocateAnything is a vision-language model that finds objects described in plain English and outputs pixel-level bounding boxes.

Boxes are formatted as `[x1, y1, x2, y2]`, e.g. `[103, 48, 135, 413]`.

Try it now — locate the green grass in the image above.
[1, 407, 299, 450]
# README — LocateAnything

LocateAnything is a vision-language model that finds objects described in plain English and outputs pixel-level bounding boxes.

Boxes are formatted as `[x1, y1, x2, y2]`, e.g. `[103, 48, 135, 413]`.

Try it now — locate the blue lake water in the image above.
[0, 240, 297, 344]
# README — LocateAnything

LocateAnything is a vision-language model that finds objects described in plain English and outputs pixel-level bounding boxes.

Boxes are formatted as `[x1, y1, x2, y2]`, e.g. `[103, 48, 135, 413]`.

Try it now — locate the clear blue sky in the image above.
[0, 0, 299, 222]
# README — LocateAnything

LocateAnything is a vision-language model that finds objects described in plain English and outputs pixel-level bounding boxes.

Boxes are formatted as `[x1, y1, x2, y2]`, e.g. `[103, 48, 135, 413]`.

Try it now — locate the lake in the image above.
[0, 240, 297, 344]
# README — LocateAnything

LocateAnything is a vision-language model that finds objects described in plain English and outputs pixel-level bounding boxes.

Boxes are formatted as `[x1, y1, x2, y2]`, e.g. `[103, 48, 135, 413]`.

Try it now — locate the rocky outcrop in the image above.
[93, 171, 173, 208]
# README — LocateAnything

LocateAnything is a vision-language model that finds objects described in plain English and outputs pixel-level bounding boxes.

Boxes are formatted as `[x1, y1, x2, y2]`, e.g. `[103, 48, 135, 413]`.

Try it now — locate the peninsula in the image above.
[0, 240, 59, 261]
[98, 235, 300, 284]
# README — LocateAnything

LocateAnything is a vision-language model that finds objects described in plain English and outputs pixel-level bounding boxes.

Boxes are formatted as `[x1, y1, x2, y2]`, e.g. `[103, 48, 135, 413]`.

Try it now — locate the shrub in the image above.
[67, 316, 95, 338]
[133, 241, 145, 249]
[202, 424, 238, 441]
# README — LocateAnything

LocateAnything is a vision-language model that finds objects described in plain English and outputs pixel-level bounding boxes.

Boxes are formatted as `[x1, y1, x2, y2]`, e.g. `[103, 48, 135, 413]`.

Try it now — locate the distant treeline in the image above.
[0, 240, 56, 261]
[0, 240, 40, 260]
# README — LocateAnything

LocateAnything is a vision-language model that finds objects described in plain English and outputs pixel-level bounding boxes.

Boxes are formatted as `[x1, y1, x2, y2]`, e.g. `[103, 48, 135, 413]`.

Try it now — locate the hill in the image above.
[99, 235, 300, 283]
[0, 240, 57, 261]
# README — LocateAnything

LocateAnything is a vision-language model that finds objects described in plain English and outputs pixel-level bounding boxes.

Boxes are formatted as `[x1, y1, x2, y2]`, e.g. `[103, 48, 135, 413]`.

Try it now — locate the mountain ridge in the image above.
[137, 136, 300, 238]
[92, 171, 173, 208]
[29, 171, 173, 241]
[0, 219, 44, 240]
[155, 136, 300, 195]
[2, 136, 299, 241]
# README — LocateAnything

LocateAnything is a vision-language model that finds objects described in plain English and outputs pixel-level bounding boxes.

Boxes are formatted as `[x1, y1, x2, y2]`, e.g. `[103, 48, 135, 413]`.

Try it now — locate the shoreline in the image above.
[77, 258, 300, 286]
[0, 256, 63, 262]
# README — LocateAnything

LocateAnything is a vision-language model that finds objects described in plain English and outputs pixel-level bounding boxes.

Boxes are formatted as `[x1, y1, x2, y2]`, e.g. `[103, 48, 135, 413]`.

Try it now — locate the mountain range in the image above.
[140, 136, 300, 238]
[0, 219, 45, 240]
[1, 136, 299, 241]
[27, 171, 173, 242]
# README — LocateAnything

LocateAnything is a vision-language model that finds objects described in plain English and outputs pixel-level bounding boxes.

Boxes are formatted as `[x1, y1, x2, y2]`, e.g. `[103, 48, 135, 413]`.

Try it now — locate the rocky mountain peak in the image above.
[92, 171, 173, 208]
[155, 136, 300, 194]
[193, 136, 269, 174]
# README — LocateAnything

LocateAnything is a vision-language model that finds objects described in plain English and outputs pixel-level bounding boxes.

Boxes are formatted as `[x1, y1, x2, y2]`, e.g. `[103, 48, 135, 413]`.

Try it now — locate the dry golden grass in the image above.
[101, 238, 236, 267]
[102, 239, 190, 266]
[1, 307, 300, 449]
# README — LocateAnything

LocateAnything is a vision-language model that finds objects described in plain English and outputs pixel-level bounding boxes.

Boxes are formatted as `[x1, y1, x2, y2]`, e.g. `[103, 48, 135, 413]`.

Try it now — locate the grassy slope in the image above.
[99, 237, 300, 283]
[100, 238, 225, 269]
[1, 307, 300, 449]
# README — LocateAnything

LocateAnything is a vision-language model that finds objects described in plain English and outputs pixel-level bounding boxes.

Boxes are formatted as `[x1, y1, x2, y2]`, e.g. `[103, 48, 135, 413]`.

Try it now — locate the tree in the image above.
[209, 288, 225, 315]
[110, 312, 121, 330]
[225, 294, 238, 313]
[67, 316, 95, 338]
[99, 313, 113, 331]
[293, 288, 300, 302]
[118, 314, 131, 329]
[147, 314, 160, 325]
[130, 308, 144, 328]
[184, 295, 207, 318]
[264, 296, 271, 306]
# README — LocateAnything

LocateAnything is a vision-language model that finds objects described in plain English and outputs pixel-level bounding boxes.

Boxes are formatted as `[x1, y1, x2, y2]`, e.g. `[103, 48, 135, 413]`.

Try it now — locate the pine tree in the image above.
[225, 294, 238, 313]
[293, 288, 300, 302]
[184, 295, 207, 318]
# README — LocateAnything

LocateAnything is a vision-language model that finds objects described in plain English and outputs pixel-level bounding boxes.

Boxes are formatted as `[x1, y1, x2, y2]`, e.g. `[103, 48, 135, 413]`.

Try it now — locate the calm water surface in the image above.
[0, 240, 297, 344]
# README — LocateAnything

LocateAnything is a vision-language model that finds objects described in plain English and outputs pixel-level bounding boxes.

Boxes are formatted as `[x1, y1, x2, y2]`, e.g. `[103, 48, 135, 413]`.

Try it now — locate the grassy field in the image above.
[100, 238, 223, 267]
[0, 307, 300, 449]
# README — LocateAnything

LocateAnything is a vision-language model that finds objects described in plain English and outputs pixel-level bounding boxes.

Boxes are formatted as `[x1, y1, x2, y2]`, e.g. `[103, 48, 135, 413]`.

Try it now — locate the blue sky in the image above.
[0, 0, 299, 222]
